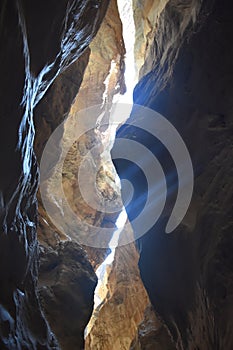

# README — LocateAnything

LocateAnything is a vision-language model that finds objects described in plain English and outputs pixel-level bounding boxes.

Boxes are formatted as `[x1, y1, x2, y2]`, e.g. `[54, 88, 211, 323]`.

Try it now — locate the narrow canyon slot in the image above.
[1, 1, 233, 350]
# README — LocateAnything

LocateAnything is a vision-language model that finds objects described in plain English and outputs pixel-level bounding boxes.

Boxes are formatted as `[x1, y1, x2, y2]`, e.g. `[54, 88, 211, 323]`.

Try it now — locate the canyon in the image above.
[0, 0, 233, 350]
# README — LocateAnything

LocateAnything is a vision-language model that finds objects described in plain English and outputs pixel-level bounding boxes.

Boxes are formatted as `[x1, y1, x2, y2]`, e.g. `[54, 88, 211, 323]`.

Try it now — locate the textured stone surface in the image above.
[34, 49, 91, 163]
[38, 241, 97, 350]
[134, 0, 204, 99]
[35, 49, 91, 246]
[38, 0, 124, 250]
[0, 0, 109, 348]
[2, 0, 233, 349]
[70, 0, 125, 111]
[61, 0, 125, 241]
[35, 2, 127, 349]
[37, 1, 217, 349]
[85, 238, 149, 350]
[114, 0, 233, 349]
[130, 305, 176, 350]
[133, 0, 169, 78]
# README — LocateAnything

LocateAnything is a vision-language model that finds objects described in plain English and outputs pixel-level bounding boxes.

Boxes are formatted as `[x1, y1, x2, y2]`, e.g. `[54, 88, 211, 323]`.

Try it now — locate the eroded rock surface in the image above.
[133, 0, 170, 78]
[35, 1, 128, 349]
[114, 0, 233, 349]
[2, 0, 233, 349]
[38, 241, 97, 350]
[130, 305, 176, 350]
[0, 1, 109, 348]
[37, 0, 124, 250]
[85, 240, 149, 350]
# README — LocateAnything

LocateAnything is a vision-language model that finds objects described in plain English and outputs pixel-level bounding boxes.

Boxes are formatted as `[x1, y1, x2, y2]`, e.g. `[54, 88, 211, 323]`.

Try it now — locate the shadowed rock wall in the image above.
[114, 0, 233, 349]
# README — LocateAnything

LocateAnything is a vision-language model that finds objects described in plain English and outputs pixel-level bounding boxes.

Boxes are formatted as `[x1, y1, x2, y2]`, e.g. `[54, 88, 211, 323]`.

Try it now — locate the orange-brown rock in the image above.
[38, 241, 97, 350]
[133, 0, 169, 78]
[59, 0, 125, 253]
[85, 233, 150, 350]
[130, 305, 176, 350]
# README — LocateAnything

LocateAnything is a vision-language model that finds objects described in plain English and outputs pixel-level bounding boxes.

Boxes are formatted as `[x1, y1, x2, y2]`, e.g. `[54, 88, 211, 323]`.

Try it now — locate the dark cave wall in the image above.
[38, 241, 97, 350]
[114, 0, 233, 349]
[0, 1, 109, 349]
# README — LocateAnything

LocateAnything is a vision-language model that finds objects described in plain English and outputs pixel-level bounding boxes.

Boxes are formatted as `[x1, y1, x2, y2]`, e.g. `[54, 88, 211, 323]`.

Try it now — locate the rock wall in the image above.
[114, 0, 233, 349]
[130, 305, 176, 350]
[34, 1, 127, 348]
[35, 0, 205, 349]
[85, 240, 149, 350]
[38, 241, 97, 350]
[53, 1, 151, 348]
[60, 0, 125, 250]
[133, 0, 170, 78]
[0, 1, 109, 349]
[2, 0, 233, 349]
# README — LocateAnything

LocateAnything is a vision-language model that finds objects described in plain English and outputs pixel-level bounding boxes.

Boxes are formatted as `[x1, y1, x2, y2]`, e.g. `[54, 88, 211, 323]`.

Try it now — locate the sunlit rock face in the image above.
[2, 1, 232, 350]
[68, 1, 177, 348]
[133, 0, 170, 78]
[37, 0, 125, 251]
[34, 0, 127, 348]
[0, 0, 109, 348]
[134, 0, 204, 100]
[85, 241, 149, 350]
[114, 0, 233, 349]
[69, 0, 125, 111]
[35, 49, 91, 247]
[56, 1, 154, 347]
[35, 1, 186, 349]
